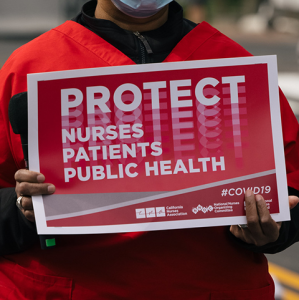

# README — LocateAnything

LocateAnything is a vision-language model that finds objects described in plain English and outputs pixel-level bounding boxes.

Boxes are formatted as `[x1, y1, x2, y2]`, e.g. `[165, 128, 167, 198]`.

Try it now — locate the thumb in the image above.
[289, 196, 299, 209]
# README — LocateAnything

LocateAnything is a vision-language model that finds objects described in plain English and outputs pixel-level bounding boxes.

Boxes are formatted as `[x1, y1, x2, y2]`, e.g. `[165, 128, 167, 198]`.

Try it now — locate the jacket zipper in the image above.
[133, 31, 153, 64]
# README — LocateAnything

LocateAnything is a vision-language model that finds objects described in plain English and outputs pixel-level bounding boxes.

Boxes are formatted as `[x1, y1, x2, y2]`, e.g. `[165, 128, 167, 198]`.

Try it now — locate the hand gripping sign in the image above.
[28, 55, 289, 234]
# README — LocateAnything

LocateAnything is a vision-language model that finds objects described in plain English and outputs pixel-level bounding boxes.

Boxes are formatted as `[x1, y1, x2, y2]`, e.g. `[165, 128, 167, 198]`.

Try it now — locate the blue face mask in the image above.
[111, 0, 173, 18]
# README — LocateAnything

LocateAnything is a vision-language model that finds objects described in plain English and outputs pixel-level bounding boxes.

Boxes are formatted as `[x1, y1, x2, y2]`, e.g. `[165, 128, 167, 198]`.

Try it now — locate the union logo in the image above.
[192, 204, 213, 214]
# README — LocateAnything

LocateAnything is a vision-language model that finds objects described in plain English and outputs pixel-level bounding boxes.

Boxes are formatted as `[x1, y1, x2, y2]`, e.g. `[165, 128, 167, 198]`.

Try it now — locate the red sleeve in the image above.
[0, 56, 26, 188]
[279, 89, 299, 191]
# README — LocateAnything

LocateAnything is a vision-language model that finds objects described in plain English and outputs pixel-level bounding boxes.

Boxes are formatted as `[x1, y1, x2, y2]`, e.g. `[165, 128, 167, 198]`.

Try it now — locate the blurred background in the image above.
[0, 1, 298, 299]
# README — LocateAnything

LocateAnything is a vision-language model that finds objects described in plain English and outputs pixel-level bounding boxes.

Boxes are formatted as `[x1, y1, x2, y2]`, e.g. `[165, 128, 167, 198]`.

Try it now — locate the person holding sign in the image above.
[0, 0, 299, 299]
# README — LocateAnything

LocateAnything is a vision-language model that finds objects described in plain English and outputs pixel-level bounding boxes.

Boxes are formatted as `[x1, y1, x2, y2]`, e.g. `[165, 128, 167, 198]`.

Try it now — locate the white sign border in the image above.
[27, 55, 290, 235]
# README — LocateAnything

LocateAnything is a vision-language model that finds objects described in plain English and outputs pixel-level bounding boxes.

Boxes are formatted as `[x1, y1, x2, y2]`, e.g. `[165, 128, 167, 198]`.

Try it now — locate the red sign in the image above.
[28, 56, 289, 234]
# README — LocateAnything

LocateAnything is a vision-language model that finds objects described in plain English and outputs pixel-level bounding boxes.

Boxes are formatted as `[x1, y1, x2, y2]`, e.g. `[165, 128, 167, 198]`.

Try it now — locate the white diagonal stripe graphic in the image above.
[46, 170, 276, 221]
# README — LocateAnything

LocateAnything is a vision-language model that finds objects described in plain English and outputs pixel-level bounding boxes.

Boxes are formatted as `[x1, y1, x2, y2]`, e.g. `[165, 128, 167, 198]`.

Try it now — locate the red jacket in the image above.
[0, 20, 298, 300]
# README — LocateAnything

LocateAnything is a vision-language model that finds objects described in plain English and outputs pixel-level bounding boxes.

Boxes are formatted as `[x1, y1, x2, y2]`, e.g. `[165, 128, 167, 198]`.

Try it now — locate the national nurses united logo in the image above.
[192, 204, 213, 214]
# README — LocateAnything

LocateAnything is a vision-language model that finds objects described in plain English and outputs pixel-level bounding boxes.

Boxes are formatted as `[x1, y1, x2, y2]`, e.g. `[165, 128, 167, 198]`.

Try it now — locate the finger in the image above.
[245, 189, 263, 237]
[24, 210, 35, 223]
[16, 181, 55, 196]
[16, 197, 35, 222]
[255, 195, 279, 241]
[230, 225, 245, 240]
[20, 196, 33, 211]
[15, 169, 45, 184]
[289, 196, 299, 209]
[230, 225, 255, 245]
[230, 225, 239, 237]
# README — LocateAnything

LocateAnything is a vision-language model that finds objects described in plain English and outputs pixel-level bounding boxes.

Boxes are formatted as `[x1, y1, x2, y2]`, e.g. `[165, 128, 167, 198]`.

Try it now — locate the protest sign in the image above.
[28, 55, 289, 234]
